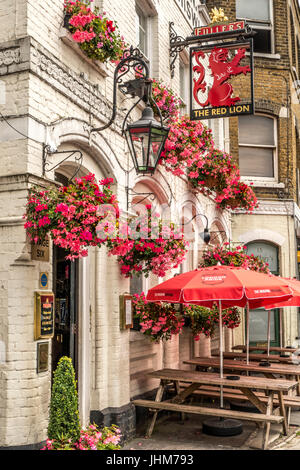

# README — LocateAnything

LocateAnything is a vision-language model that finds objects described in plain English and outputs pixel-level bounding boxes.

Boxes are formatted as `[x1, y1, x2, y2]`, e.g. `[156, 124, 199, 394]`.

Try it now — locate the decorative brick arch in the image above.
[238, 229, 285, 247]
[254, 99, 281, 117]
[45, 117, 124, 185]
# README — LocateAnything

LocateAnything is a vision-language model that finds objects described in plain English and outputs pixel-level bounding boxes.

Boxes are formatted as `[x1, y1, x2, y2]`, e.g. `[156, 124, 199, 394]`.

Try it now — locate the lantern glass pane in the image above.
[129, 128, 151, 172]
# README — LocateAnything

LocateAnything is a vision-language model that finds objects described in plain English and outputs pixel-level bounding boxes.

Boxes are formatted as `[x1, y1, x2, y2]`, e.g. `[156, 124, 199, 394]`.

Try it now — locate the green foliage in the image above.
[48, 357, 81, 443]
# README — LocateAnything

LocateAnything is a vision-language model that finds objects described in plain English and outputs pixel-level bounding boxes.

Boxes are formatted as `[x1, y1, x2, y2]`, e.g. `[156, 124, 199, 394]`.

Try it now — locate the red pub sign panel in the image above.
[190, 36, 254, 120]
[194, 21, 245, 37]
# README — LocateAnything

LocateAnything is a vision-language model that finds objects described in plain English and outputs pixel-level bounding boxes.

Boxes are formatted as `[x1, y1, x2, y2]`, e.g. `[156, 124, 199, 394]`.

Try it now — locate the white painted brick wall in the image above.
[0, 0, 232, 447]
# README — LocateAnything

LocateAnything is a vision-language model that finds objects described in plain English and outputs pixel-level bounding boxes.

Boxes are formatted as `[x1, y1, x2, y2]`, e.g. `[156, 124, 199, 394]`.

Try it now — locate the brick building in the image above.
[205, 0, 300, 349]
[0, 0, 233, 449]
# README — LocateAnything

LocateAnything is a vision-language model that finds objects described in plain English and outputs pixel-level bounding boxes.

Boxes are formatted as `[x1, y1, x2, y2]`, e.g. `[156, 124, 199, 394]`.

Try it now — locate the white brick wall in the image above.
[0, 0, 232, 447]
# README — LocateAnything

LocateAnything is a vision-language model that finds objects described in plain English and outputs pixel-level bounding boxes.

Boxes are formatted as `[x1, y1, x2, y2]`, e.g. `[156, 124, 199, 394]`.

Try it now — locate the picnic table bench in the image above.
[183, 357, 300, 403]
[212, 351, 296, 363]
[184, 357, 300, 389]
[133, 368, 298, 450]
[232, 345, 297, 354]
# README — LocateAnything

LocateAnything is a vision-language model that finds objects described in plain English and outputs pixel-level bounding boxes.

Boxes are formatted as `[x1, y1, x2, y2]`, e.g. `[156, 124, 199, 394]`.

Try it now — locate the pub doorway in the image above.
[52, 246, 79, 379]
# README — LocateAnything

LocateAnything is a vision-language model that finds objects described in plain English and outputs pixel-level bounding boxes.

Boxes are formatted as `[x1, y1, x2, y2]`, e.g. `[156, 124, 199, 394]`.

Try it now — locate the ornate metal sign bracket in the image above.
[42, 145, 83, 182]
[169, 22, 188, 79]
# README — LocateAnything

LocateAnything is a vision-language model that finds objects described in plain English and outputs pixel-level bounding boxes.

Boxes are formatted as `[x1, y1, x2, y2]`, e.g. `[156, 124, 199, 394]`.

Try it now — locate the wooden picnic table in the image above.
[212, 351, 295, 363]
[183, 357, 300, 395]
[133, 368, 298, 450]
[232, 345, 297, 354]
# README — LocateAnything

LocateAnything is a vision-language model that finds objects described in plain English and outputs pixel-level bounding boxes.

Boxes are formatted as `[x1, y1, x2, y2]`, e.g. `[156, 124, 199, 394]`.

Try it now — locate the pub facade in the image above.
[0, 0, 233, 448]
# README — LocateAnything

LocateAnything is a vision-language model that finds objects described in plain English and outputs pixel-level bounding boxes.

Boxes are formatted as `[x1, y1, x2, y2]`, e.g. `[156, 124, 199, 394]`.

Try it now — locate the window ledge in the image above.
[246, 51, 281, 60]
[59, 27, 109, 77]
[241, 179, 285, 189]
[253, 52, 281, 60]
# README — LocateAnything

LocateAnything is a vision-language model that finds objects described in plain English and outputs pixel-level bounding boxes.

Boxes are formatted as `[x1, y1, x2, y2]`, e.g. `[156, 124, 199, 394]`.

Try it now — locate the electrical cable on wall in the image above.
[0, 111, 44, 146]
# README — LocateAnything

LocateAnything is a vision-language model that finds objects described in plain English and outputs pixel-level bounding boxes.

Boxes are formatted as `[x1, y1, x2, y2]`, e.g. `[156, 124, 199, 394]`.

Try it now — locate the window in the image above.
[179, 58, 189, 115]
[245, 242, 280, 347]
[236, 0, 274, 54]
[136, 5, 149, 59]
[238, 114, 277, 179]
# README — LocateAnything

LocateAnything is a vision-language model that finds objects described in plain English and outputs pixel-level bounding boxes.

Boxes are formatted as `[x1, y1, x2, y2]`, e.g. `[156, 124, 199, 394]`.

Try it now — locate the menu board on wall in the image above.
[34, 292, 55, 340]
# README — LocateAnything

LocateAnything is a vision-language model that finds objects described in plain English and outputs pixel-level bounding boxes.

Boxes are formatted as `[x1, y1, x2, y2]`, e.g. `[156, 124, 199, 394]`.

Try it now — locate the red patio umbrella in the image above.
[146, 265, 292, 403]
[264, 277, 300, 356]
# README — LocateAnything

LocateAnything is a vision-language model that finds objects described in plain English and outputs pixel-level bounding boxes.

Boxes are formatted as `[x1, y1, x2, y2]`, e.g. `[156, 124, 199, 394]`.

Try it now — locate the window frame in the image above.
[179, 50, 190, 116]
[238, 113, 278, 182]
[135, 4, 152, 67]
[236, 0, 275, 55]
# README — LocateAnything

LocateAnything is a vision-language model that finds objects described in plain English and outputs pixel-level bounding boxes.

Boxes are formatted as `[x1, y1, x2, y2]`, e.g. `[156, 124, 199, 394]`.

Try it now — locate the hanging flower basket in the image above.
[159, 116, 214, 177]
[24, 174, 119, 261]
[200, 243, 270, 274]
[151, 79, 184, 123]
[63, 0, 126, 63]
[183, 304, 241, 340]
[133, 293, 185, 343]
[106, 206, 189, 278]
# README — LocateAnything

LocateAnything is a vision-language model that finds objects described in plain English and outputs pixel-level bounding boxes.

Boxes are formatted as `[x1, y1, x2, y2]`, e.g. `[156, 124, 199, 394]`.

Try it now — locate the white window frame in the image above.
[135, 3, 152, 71]
[239, 113, 278, 183]
[179, 50, 189, 116]
[236, 0, 275, 56]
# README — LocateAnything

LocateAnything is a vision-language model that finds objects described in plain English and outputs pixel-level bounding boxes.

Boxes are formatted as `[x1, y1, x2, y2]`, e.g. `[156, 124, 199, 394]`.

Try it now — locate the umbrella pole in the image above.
[246, 302, 250, 365]
[219, 300, 224, 409]
[267, 310, 271, 356]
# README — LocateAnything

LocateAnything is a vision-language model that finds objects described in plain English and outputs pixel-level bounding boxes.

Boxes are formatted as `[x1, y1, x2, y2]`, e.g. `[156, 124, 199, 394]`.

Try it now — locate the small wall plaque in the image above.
[31, 237, 50, 262]
[120, 294, 133, 330]
[39, 272, 49, 289]
[37, 342, 49, 373]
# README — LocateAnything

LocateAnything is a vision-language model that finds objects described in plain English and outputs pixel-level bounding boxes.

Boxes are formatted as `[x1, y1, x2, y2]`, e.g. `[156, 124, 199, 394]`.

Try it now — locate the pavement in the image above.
[122, 410, 300, 451]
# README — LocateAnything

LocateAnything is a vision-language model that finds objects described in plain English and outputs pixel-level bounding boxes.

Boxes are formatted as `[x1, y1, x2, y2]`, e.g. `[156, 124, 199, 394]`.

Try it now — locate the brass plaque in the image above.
[37, 342, 49, 373]
[34, 292, 55, 340]
[31, 237, 50, 262]
[120, 294, 133, 330]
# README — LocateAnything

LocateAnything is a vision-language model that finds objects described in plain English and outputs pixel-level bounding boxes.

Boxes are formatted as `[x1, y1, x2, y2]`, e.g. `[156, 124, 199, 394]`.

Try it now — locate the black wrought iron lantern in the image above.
[91, 47, 170, 176]
[125, 106, 169, 175]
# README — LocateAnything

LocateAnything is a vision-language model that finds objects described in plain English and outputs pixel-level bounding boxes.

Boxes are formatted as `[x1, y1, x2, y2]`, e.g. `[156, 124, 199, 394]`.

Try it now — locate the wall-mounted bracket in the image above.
[42, 145, 83, 182]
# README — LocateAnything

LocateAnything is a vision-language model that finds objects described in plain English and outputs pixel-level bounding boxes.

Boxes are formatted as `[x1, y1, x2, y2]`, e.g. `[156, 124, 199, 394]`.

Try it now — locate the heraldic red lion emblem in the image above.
[192, 46, 251, 108]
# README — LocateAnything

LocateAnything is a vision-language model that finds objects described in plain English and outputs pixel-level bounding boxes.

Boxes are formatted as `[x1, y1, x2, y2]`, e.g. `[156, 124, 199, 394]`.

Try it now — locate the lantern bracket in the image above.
[125, 186, 156, 212]
[90, 46, 151, 134]
[42, 145, 83, 182]
[182, 213, 211, 244]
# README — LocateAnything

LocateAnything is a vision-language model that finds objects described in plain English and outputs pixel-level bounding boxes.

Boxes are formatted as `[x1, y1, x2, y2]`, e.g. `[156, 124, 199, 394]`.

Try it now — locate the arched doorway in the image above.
[245, 241, 280, 348]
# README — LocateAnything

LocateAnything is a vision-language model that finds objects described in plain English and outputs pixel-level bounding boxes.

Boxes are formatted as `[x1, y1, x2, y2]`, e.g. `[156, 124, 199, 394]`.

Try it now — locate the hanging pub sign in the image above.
[34, 292, 55, 340]
[189, 21, 254, 121]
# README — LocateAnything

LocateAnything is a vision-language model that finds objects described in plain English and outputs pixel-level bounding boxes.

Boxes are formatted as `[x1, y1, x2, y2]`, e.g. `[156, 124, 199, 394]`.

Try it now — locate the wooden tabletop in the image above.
[232, 345, 297, 353]
[183, 357, 300, 376]
[212, 351, 295, 363]
[147, 368, 297, 392]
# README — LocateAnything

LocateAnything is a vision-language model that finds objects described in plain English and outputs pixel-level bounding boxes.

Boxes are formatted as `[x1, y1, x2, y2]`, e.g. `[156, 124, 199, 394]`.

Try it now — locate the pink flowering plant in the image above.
[200, 243, 270, 274]
[41, 424, 121, 450]
[76, 424, 121, 450]
[133, 293, 185, 342]
[158, 116, 257, 212]
[24, 174, 119, 261]
[151, 79, 184, 123]
[63, 0, 126, 63]
[184, 304, 241, 340]
[106, 205, 189, 278]
[217, 180, 258, 212]
[159, 116, 214, 177]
